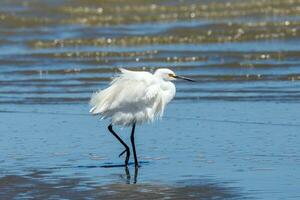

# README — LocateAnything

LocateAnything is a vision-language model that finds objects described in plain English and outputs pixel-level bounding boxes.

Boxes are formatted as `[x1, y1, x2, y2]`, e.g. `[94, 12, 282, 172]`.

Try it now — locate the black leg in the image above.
[133, 166, 139, 184]
[108, 124, 130, 166]
[130, 123, 138, 167]
[124, 166, 130, 184]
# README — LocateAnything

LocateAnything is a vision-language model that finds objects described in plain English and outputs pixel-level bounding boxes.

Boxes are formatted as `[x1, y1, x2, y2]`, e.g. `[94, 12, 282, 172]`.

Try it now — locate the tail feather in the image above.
[89, 90, 106, 115]
[89, 84, 120, 116]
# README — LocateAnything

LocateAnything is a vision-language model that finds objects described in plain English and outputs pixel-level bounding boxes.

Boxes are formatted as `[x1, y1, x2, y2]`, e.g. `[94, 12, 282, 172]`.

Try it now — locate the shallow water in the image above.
[0, 0, 300, 199]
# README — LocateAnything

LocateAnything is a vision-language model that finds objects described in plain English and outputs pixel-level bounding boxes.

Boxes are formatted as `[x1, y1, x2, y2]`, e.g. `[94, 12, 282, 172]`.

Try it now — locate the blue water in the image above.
[1, 101, 300, 199]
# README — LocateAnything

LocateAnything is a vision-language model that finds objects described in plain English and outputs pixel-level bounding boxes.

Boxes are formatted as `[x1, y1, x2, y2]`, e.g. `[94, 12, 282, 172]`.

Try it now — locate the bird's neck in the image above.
[161, 81, 176, 104]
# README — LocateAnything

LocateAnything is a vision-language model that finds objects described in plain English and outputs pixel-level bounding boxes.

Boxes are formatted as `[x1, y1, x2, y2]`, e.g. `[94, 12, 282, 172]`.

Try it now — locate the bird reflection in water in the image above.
[123, 166, 139, 184]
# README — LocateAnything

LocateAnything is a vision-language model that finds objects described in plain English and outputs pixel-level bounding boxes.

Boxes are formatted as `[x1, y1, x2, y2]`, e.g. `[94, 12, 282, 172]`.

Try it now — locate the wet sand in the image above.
[1, 0, 300, 199]
[0, 170, 237, 199]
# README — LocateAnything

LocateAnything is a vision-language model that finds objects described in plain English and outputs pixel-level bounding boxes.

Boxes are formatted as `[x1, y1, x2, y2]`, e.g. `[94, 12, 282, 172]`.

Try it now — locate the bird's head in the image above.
[154, 68, 195, 82]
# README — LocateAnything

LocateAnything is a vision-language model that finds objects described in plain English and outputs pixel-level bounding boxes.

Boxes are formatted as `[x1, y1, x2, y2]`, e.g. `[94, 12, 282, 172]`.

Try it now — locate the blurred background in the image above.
[1, 0, 300, 103]
[0, 0, 299, 199]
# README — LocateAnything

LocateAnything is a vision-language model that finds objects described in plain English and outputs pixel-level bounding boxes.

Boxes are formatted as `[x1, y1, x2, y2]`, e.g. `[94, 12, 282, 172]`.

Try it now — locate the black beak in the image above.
[173, 75, 196, 82]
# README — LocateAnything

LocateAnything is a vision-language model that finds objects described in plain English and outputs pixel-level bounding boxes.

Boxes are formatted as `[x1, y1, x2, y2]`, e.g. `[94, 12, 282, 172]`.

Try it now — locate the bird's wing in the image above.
[90, 68, 164, 118]
[112, 68, 153, 84]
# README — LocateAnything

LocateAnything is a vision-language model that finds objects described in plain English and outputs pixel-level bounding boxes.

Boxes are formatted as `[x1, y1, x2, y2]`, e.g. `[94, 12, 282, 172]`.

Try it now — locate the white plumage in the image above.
[89, 68, 194, 167]
[89, 68, 176, 126]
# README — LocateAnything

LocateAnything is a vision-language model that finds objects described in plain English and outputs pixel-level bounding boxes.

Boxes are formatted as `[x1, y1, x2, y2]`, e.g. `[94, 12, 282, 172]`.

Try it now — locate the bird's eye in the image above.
[168, 73, 175, 77]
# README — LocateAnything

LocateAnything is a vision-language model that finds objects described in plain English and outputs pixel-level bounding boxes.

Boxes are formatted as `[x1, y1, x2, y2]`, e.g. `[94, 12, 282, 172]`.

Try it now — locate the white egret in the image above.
[89, 68, 195, 167]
